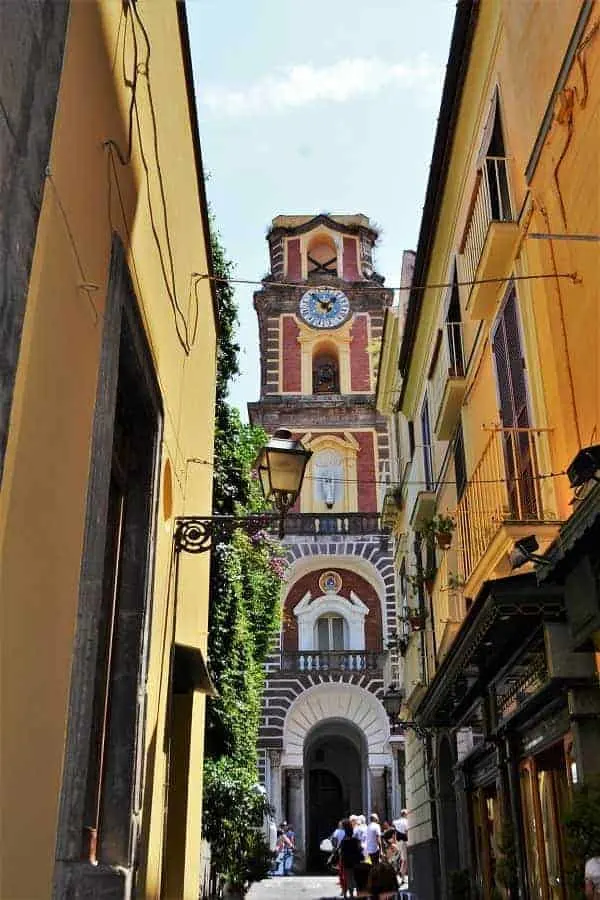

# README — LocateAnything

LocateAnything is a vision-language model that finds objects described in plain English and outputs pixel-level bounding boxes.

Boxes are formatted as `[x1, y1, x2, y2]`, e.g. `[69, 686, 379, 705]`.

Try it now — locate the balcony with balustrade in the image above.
[430, 550, 466, 664]
[405, 443, 436, 531]
[458, 156, 520, 321]
[429, 322, 470, 441]
[284, 511, 383, 537]
[456, 427, 561, 599]
[279, 649, 383, 674]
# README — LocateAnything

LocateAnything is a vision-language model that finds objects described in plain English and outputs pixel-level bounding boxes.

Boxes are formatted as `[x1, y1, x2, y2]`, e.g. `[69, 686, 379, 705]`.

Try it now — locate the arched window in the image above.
[307, 234, 337, 277]
[313, 347, 339, 394]
[315, 614, 345, 651]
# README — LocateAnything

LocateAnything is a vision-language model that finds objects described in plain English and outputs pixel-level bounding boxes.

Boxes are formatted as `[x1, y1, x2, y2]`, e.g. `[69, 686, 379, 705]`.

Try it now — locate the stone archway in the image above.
[280, 682, 392, 869]
[304, 719, 366, 869]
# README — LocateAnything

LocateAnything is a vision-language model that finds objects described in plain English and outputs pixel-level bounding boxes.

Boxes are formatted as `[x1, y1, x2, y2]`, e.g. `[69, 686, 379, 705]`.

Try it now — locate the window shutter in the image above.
[492, 287, 529, 428]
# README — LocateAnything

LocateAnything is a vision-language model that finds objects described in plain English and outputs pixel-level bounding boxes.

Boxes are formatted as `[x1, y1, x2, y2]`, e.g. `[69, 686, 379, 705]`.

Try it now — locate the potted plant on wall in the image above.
[447, 572, 465, 591]
[406, 606, 427, 631]
[423, 565, 437, 595]
[407, 567, 437, 597]
[432, 513, 456, 549]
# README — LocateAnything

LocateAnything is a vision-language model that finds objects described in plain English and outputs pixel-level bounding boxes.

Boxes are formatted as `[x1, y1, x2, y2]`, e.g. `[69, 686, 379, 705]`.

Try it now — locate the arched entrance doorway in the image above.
[304, 720, 366, 870]
[438, 736, 460, 894]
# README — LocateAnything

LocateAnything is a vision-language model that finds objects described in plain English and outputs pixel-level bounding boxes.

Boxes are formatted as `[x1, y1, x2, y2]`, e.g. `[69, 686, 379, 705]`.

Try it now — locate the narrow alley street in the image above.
[247, 874, 340, 900]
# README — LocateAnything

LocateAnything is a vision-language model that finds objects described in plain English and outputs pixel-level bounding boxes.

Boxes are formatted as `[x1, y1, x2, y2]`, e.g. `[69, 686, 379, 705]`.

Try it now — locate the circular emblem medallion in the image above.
[319, 570, 342, 594]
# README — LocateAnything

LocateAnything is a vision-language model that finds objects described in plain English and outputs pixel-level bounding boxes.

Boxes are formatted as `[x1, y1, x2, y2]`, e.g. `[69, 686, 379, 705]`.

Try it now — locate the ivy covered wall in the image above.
[202, 215, 283, 892]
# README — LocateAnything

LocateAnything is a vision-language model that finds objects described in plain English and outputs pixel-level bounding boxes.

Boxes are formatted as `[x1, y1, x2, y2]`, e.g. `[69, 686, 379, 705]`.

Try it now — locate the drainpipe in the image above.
[413, 534, 428, 685]
[414, 533, 441, 897]
[504, 734, 528, 899]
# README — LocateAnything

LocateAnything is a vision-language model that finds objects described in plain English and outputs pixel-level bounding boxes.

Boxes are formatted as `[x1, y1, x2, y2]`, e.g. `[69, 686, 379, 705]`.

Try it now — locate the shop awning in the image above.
[414, 573, 564, 729]
[537, 480, 600, 583]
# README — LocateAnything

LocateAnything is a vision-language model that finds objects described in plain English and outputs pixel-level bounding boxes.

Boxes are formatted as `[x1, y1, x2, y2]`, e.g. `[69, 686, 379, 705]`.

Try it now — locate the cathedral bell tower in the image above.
[249, 214, 399, 871]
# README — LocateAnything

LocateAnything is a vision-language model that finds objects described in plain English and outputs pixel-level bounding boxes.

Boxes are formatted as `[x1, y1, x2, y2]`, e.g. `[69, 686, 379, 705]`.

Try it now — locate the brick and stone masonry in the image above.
[249, 215, 402, 870]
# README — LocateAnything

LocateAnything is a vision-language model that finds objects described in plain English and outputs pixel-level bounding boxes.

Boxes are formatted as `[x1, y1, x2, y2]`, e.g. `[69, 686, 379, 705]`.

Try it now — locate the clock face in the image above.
[298, 288, 350, 329]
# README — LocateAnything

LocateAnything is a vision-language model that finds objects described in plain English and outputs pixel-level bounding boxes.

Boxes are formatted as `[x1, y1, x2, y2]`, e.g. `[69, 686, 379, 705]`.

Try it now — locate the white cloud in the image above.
[201, 55, 444, 117]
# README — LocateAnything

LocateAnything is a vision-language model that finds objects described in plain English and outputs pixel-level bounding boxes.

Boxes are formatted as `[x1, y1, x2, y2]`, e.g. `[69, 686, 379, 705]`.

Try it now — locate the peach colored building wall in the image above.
[0, 3, 216, 898]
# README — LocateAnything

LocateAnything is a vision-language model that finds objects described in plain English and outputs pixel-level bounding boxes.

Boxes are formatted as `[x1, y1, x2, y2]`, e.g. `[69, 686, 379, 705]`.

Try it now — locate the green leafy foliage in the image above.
[495, 816, 517, 893]
[203, 759, 273, 891]
[202, 213, 282, 893]
[563, 778, 600, 897]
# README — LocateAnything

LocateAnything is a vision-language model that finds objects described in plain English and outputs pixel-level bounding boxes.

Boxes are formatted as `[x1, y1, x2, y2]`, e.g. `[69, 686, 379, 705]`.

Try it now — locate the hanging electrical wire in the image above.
[192, 269, 580, 296]
[186, 455, 568, 489]
[104, 0, 193, 355]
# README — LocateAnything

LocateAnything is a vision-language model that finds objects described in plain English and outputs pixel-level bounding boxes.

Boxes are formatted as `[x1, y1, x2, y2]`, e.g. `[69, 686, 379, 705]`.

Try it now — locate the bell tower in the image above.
[249, 214, 400, 871]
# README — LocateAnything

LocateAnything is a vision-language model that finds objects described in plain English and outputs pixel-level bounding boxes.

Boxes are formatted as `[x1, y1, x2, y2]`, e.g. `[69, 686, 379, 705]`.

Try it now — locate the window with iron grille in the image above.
[421, 393, 434, 490]
[454, 421, 467, 501]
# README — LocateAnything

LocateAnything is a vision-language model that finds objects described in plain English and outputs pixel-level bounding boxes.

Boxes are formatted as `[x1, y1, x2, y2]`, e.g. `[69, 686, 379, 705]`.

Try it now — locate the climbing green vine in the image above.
[202, 212, 283, 894]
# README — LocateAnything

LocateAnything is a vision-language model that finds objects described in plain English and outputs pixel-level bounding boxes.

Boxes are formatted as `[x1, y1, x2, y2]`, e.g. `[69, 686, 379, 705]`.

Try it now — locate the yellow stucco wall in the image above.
[393, 0, 599, 852]
[0, 3, 215, 898]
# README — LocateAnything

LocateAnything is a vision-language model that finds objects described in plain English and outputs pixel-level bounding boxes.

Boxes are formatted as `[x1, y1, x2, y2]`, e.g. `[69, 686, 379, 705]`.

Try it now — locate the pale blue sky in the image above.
[187, 1, 456, 417]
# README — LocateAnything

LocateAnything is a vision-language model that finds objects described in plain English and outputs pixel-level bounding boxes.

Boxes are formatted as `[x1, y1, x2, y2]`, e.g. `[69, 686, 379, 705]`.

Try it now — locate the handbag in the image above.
[326, 847, 340, 870]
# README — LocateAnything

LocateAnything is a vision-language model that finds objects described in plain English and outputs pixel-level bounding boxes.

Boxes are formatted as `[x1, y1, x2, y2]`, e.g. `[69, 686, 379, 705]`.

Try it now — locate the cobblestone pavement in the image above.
[246, 874, 342, 899]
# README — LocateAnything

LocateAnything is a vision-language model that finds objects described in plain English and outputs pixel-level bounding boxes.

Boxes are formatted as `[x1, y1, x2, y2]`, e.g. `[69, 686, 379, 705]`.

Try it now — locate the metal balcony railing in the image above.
[284, 512, 383, 536]
[404, 446, 436, 530]
[280, 649, 383, 673]
[460, 156, 514, 289]
[456, 427, 556, 582]
[430, 322, 467, 424]
[383, 647, 403, 691]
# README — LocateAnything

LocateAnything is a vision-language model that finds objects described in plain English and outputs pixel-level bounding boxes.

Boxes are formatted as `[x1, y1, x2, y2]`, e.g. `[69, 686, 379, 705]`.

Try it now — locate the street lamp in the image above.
[382, 688, 404, 719]
[174, 428, 312, 553]
[381, 689, 446, 738]
[255, 429, 312, 538]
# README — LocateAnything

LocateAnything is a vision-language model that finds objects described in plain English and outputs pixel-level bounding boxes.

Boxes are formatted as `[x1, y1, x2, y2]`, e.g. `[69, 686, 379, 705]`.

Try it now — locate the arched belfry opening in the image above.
[312, 341, 340, 394]
[304, 719, 367, 869]
[307, 233, 338, 277]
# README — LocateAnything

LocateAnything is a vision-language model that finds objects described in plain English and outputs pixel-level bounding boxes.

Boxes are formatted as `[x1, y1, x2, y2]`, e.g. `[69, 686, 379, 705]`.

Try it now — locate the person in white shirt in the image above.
[392, 809, 408, 879]
[585, 857, 600, 898]
[353, 814, 368, 857]
[366, 813, 382, 864]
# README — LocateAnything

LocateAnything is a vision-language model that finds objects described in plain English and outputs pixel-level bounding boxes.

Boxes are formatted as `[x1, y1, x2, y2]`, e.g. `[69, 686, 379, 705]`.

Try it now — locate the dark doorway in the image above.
[308, 769, 344, 868]
[305, 723, 365, 870]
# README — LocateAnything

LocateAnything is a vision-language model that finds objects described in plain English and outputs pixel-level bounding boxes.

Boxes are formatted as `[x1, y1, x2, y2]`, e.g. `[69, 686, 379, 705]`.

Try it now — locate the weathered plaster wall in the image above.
[0, 1, 70, 483]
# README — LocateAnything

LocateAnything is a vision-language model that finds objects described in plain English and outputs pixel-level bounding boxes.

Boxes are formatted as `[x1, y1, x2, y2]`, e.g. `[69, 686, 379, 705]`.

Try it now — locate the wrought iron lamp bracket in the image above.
[174, 515, 277, 554]
[390, 719, 452, 740]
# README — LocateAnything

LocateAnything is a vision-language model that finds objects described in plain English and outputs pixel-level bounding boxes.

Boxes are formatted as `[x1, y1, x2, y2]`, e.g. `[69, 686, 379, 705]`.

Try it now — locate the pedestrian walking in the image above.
[585, 855, 600, 897]
[271, 828, 292, 876]
[340, 820, 363, 898]
[282, 822, 295, 875]
[392, 808, 408, 881]
[366, 813, 382, 865]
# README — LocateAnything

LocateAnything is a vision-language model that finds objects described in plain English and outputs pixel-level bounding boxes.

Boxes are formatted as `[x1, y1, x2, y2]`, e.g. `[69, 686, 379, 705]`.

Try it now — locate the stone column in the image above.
[369, 766, 387, 819]
[504, 734, 528, 900]
[453, 765, 473, 873]
[286, 768, 305, 872]
[569, 687, 600, 781]
[268, 749, 283, 825]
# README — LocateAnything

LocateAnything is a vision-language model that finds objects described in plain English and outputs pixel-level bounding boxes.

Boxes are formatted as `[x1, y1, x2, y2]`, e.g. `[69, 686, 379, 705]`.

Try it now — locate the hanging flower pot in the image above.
[431, 514, 455, 550]
[435, 531, 452, 550]
[408, 608, 426, 630]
